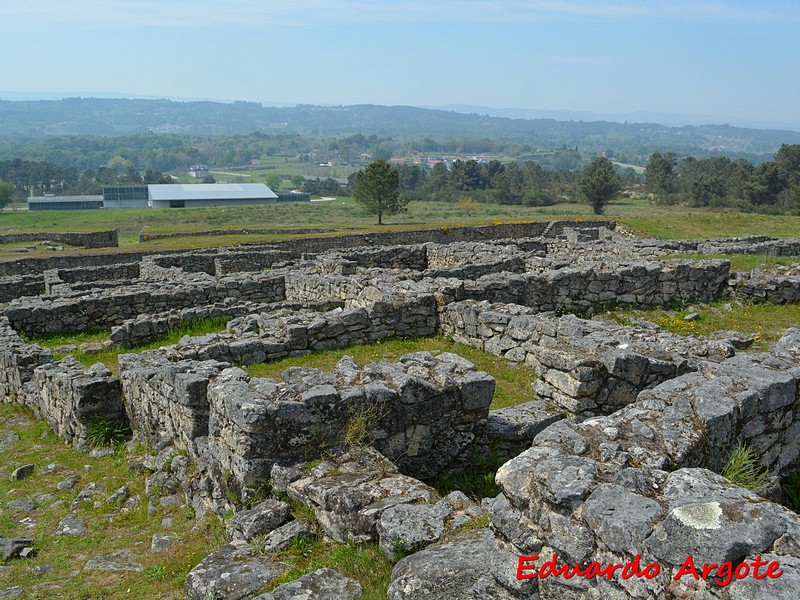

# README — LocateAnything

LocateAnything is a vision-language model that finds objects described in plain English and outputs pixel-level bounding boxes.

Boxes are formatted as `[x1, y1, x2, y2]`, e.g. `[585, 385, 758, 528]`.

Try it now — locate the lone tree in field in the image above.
[352, 160, 406, 225]
[579, 156, 621, 215]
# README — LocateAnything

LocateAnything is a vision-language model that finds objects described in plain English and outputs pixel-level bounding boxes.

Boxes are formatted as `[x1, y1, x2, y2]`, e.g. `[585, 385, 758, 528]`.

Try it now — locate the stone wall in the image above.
[207, 352, 494, 485]
[0, 275, 45, 302]
[144, 253, 218, 275]
[0, 316, 52, 406]
[0, 251, 147, 277]
[463, 258, 731, 311]
[4, 272, 286, 336]
[0, 229, 118, 248]
[440, 300, 735, 415]
[108, 300, 295, 347]
[213, 250, 292, 276]
[33, 357, 126, 450]
[118, 353, 227, 453]
[120, 350, 494, 512]
[265, 219, 615, 257]
[139, 227, 334, 242]
[0, 316, 125, 450]
[158, 293, 437, 365]
[733, 264, 800, 304]
[47, 262, 141, 285]
[340, 245, 428, 270]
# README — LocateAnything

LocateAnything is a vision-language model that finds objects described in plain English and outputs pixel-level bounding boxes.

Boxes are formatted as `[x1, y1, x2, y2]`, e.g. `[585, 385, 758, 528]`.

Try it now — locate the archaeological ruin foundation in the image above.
[3, 219, 800, 598]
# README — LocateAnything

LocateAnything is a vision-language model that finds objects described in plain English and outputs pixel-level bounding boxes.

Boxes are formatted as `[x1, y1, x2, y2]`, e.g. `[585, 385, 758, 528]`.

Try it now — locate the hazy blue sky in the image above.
[1, 1, 798, 126]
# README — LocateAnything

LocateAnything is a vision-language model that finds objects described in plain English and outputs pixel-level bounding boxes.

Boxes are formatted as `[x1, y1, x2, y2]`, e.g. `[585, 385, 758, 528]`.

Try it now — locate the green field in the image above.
[3, 197, 800, 260]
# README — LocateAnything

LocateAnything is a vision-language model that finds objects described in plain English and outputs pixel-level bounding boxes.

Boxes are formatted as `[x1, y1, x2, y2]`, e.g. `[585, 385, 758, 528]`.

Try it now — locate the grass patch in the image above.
[721, 442, 768, 490]
[247, 335, 537, 410]
[659, 253, 800, 272]
[85, 417, 132, 449]
[263, 537, 393, 600]
[0, 404, 226, 598]
[432, 450, 506, 500]
[606, 301, 800, 350]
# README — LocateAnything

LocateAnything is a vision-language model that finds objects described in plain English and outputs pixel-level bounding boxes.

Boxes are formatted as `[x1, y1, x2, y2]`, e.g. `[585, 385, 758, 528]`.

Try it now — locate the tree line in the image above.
[0, 158, 172, 197]
[645, 144, 800, 213]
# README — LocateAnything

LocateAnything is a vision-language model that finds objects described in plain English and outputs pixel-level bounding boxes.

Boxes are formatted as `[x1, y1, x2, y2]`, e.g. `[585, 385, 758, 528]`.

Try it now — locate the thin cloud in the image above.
[1, 1, 797, 28]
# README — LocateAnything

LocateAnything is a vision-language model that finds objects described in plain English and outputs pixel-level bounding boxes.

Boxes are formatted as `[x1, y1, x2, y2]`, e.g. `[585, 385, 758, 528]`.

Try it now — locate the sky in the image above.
[0, 0, 798, 128]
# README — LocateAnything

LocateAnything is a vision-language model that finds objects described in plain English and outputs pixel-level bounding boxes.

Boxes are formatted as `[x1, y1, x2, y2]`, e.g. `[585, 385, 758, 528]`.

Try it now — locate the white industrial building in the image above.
[147, 183, 279, 208]
[33, 184, 309, 211]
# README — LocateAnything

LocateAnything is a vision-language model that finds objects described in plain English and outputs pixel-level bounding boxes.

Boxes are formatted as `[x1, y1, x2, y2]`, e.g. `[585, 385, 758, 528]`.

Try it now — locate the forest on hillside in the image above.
[1, 98, 799, 158]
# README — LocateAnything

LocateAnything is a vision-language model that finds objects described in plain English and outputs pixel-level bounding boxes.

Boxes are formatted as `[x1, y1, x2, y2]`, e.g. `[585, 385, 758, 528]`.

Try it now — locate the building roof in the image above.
[148, 184, 278, 201]
[28, 195, 103, 203]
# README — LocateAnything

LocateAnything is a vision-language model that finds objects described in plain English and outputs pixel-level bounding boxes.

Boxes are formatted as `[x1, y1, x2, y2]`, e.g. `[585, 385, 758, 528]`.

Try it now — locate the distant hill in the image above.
[1, 97, 798, 157]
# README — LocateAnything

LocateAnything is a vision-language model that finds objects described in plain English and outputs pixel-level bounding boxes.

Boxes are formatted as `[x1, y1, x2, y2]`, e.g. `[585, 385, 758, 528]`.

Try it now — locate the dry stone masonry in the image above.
[4, 220, 800, 598]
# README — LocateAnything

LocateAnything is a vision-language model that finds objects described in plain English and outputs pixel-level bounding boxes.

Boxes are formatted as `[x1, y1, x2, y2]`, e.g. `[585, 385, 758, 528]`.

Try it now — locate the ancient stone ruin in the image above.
[3, 220, 800, 598]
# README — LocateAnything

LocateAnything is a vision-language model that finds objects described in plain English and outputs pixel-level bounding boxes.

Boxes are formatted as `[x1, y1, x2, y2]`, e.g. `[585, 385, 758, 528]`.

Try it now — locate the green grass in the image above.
[85, 417, 133, 449]
[0, 403, 226, 599]
[262, 537, 393, 600]
[659, 253, 800, 272]
[432, 450, 506, 500]
[606, 301, 800, 349]
[620, 208, 800, 240]
[721, 443, 769, 490]
[247, 335, 538, 410]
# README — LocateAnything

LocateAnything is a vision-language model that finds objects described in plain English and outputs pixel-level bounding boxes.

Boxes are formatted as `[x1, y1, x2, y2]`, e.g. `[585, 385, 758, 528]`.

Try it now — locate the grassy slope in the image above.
[0, 405, 227, 599]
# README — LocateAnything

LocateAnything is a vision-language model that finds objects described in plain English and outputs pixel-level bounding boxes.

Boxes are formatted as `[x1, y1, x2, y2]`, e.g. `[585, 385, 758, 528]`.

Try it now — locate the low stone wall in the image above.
[208, 352, 494, 485]
[213, 250, 292, 276]
[120, 350, 494, 512]
[160, 292, 437, 365]
[464, 258, 731, 311]
[145, 253, 218, 275]
[698, 235, 800, 256]
[0, 229, 118, 248]
[284, 271, 361, 305]
[47, 262, 141, 285]
[440, 300, 734, 415]
[1, 316, 126, 450]
[0, 316, 52, 405]
[266, 220, 615, 257]
[4, 272, 287, 336]
[33, 357, 126, 450]
[139, 227, 334, 242]
[544, 234, 800, 263]
[108, 300, 299, 347]
[340, 245, 428, 270]
[733, 265, 800, 304]
[119, 353, 228, 453]
[0, 275, 45, 302]
[0, 250, 148, 277]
